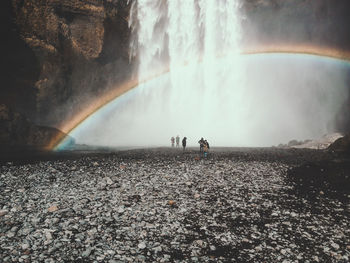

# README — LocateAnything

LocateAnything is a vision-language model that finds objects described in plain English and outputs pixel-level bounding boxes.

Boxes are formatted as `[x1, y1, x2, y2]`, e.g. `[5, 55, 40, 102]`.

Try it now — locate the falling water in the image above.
[126, 0, 246, 145]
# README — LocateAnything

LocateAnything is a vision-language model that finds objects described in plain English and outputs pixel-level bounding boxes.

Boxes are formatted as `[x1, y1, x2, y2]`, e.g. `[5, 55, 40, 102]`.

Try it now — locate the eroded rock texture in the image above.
[1, 0, 131, 128]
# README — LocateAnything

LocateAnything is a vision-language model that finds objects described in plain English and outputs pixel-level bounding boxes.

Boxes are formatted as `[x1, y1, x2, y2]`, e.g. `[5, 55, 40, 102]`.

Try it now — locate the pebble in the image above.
[290, 212, 298, 217]
[21, 244, 30, 250]
[48, 206, 58, 212]
[138, 242, 146, 249]
[331, 242, 340, 250]
[105, 177, 113, 185]
[255, 246, 263, 252]
[0, 210, 8, 217]
[82, 247, 92, 257]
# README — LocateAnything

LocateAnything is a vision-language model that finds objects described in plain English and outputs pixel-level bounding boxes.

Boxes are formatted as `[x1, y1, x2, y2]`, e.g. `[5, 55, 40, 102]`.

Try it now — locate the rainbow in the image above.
[50, 44, 350, 150]
[244, 43, 350, 61]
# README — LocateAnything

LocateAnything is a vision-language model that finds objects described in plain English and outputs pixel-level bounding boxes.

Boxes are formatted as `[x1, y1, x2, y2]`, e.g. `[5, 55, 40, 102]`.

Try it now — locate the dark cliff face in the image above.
[0, 0, 40, 118]
[242, 0, 350, 51]
[0, 104, 73, 148]
[1, 0, 132, 128]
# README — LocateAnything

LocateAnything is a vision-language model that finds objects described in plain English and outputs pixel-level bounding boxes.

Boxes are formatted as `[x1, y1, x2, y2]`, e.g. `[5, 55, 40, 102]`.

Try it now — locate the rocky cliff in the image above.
[1, 0, 132, 129]
[242, 0, 350, 53]
[0, 104, 74, 149]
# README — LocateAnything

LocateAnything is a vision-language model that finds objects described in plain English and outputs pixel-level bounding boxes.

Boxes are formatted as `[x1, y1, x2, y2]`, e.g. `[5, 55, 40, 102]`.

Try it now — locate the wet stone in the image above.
[82, 247, 92, 257]
[331, 242, 340, 250]
[0, 210, 8, 217]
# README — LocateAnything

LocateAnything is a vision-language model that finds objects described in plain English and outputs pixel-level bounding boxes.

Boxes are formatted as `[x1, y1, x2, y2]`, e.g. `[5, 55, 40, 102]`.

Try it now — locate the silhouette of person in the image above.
[203, 139, 210, 157]
[182, 137, 187, 151]
[198, 137, 204, 153]
[205, 139, 210, 150]
[171, 136, 175, 147]
[176, 135, 180, 147]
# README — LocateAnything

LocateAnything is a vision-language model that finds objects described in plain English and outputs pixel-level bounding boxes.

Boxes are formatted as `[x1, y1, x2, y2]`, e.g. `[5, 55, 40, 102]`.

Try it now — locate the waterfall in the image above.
[65, 1, 349, 148]
[127, 0, 246, 145]
[130, 0, 242, 87]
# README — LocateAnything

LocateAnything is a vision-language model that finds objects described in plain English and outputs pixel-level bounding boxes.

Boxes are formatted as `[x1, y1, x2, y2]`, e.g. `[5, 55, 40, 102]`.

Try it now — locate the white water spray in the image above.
[126, 0, 246, 145]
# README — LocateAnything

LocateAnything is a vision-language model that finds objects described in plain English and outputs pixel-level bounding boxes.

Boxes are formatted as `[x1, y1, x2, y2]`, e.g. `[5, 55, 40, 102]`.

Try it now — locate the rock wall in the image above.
[0, 104, 74, 148]
[242, 0, 350, 52]
[1, 0, 132, 128]
[0, 0, 40, 120]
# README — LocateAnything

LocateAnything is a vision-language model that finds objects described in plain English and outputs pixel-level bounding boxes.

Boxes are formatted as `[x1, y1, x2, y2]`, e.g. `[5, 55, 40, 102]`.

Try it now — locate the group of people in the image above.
[171, 135, 187, 150]
[198, 137, 210, 157]
[170, 136, 210, 156]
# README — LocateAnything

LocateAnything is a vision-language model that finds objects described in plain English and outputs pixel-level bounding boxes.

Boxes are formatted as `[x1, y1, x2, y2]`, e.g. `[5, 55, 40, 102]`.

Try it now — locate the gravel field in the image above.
[0, 148, 349, 262]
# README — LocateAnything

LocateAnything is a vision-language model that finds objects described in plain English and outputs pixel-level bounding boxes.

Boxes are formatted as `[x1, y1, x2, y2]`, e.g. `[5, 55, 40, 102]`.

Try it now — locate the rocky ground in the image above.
[0, 148, 349, 262]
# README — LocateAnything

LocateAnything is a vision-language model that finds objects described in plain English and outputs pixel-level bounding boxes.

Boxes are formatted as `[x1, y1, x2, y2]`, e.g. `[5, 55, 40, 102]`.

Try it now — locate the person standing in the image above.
[182, 137, 187, 151]
[176, 135, 180, 147]
[203, 139, 210, 157]
[171, 136, 175, 147]
[198, 137, 204, 153]
[205, 140, 210, 150]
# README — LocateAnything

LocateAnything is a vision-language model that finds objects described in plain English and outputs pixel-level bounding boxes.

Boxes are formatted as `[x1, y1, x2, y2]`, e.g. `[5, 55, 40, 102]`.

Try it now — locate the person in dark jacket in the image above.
[198, 137, 204, 153]
[182, 137, 187, 151]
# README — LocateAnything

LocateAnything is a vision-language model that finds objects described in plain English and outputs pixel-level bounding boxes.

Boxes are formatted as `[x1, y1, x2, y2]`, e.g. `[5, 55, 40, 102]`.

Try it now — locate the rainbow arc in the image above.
[50, 45, 350, 150]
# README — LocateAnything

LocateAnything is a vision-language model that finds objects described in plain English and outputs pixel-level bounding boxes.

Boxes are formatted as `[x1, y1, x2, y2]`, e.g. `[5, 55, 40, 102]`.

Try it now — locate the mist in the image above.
[67, 53, 349, 147]
[61, 0, 350, 148]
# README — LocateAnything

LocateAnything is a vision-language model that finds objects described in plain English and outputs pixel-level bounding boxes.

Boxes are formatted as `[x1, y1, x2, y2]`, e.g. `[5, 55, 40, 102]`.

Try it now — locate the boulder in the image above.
[328, 134, 350, 153]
